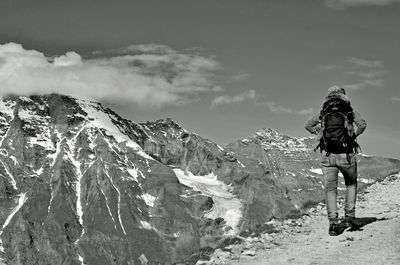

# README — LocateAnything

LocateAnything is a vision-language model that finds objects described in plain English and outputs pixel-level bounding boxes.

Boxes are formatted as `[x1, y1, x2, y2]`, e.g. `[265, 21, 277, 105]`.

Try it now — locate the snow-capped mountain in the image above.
[0, 94, 214, 264]
[0, 94, 399, 265]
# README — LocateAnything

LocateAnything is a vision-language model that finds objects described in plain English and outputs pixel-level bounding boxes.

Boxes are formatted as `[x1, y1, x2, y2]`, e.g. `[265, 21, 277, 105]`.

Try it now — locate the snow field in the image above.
[173, 169, 243, 235]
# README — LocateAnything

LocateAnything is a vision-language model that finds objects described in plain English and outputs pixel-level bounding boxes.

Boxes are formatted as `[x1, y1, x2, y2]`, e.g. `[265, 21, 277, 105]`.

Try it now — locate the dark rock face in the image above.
[1, 94, 399, 265]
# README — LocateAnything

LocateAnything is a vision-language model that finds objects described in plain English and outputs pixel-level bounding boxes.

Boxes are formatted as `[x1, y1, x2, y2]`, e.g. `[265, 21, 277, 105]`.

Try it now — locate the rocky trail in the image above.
[203, 173, 400, 265]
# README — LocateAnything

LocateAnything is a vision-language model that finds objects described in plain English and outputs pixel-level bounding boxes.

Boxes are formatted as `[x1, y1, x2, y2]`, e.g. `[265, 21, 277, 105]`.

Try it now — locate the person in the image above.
[305, 86, 367, 236]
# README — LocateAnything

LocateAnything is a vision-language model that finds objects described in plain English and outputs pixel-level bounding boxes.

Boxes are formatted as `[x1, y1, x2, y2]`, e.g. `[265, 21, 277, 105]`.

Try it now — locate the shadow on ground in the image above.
[335, 217, 386, 235]
[347, 217, 389, 232]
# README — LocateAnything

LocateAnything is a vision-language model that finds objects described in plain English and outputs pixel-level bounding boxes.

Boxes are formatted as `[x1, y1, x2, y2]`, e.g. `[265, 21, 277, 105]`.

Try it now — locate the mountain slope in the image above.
[0, 94, 210, 265]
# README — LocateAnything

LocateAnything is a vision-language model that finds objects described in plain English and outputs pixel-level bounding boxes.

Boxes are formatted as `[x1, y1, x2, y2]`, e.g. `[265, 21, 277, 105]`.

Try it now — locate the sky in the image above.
[0, 0, 399, 159]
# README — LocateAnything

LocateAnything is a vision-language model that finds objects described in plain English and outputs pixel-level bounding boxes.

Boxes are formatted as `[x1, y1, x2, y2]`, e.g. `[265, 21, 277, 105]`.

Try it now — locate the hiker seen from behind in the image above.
[305, 86, 366, 236]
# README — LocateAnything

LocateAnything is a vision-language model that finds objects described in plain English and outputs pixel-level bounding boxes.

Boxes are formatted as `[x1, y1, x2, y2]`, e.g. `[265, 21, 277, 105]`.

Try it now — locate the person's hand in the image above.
[315, 124, 321, 134]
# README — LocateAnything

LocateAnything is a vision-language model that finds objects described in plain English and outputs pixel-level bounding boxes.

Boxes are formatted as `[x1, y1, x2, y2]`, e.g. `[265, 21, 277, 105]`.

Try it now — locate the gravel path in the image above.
[205, 173, 400, 265]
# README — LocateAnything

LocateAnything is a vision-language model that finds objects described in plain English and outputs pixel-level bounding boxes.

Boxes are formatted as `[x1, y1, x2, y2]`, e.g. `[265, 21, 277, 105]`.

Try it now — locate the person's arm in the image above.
[305, 114, 321, 135]
[353, 111, 366, 137]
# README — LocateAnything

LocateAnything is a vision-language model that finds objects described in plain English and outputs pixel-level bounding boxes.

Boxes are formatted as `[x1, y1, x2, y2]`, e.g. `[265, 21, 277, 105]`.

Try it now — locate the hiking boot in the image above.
[343, 216, 360, 228]
[328, 222, 340, 236]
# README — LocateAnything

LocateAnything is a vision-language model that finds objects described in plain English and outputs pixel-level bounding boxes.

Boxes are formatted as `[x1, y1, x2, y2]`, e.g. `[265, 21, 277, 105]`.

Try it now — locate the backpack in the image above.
[316, 97, 359, 155]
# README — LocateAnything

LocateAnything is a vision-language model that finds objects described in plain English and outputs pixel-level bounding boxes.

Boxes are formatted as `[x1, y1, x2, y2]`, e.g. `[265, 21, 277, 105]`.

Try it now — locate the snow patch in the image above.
[27, 135, 53, 149]
[140, 221, 153, 230]
[48, 131, 62, 167]
[1, 193, 28, 231]
[241, 138, 251, 144]
[173, 169, 242, 235]
[359, 178, 375, 184]
[237, 160, 245, 168]
[309, 168, 323, 175]
[0, 99, 15, 116]
[65, 127, 85, 226]
[33, 166, 44, 176]
[9, 155, 18, 165]
[126, 168, 139, 182]
[104, 170, 126, 235]
[0, 99, 15, 147]
[141, 193, 156, 207]
[79, 101, 153, 160]
[0, 160, 18, 190]
[78, 254, 84, 265]
[19, 96, 32, 102]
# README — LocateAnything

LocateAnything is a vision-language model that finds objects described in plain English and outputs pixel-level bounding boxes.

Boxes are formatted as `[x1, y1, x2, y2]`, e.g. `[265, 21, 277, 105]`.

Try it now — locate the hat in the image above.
[327, 85, 346, 95]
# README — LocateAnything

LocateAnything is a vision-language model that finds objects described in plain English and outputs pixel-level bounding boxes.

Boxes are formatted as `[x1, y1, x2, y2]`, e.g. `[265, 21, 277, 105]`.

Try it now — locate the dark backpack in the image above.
[317, 97, 359, 155]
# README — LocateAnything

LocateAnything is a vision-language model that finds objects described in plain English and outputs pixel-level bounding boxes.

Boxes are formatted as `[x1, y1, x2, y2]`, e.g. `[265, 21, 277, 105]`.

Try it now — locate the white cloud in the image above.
[345, 58, 385, 89]
[0, 42, 221, 108]
[320, 57, 386, 90]
[211, 90, 256, 106]
[93, 43, 177, 56]
[211, 91, 313, 115]
[390, 97, 400, 102]
[319, 65, 339, 71]
[348, 57, 384, 68]
[343, 83, 366, 90]
[297, 108, 315, 116]
[343, 79, 385, 90]
[261, 102, 314, 116]
[264, 102, 293, 114]
[324, 0, 400, 9]
[363, 79, 385, 87]
[53, 52, 83, 67]
[230, 73, 252, 82]
[345, 70, 384, 79]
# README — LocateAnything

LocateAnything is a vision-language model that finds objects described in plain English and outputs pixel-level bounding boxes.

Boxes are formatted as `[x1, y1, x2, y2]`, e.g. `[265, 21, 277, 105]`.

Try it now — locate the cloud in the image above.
[229, 73, 252, 82]
[344, 79, 385, 90]
[343, 59, 385, 90]
[211, 90, 256, 106]
[324, 0, 400, 9]
[345, 70, 384, 79]
[363, 79, 385, 87]
[390, 97, 400, 102]
[347, 57, 384, 68]
[211, 91, 313, 115]
[92, 43, 180, 57]
[262, 102, 313, 115]
[264, 102, 293, 114]
[0, 42, 221, 108]
[320, 57, 386, 90]
[319, 65, 339, 71]
[297, 108, 315, 116]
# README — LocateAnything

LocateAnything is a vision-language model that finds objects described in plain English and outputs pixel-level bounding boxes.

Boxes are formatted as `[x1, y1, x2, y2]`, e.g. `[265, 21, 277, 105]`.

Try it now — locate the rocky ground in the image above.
[200, 173, 400, 265]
